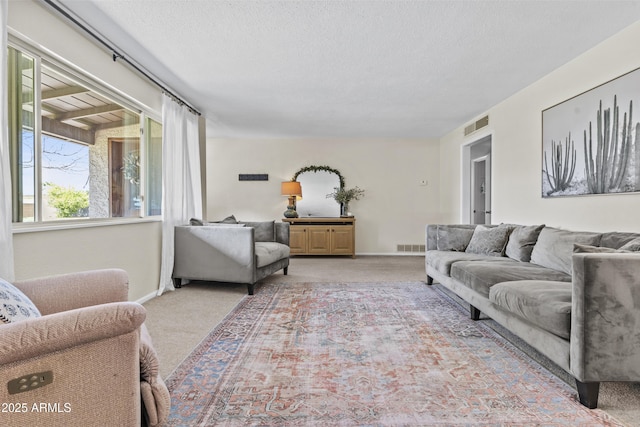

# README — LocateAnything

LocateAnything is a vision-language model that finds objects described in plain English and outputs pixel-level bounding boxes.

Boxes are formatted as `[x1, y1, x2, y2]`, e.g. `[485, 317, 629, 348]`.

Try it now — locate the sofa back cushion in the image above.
[242, 221, 276, 242]
[505, 224, 545, 262]
[530, 227, 602, 274]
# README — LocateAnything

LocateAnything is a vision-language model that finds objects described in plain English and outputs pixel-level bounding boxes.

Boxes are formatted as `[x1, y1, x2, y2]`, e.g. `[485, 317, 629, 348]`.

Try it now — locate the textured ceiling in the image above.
[56, 0, 640, 139]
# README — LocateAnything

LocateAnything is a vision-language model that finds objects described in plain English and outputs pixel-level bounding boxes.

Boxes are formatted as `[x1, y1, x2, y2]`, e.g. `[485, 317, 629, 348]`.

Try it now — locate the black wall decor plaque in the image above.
[239, 174, 269, 181]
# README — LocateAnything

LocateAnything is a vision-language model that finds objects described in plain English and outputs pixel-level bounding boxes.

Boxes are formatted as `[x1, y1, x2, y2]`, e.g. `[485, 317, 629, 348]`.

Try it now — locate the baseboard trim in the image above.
[357, 252, 425, 256]
[136, 291, 158, 305]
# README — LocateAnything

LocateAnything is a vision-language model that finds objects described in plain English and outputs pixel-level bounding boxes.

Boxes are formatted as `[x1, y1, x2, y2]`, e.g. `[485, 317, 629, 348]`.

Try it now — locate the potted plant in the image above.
[327, 186, 365, 216]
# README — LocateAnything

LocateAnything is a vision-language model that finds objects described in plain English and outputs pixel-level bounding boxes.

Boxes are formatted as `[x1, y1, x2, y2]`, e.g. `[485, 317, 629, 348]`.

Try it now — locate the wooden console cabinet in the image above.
[283, 217, 355, 257]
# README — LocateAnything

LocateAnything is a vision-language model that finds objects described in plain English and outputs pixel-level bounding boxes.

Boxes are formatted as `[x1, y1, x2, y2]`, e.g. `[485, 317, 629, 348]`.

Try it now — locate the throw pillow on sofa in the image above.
[465, 224, 512, 256]
[505, 224, 545, 262]
[190, 215, 239, 226]
[436, 225, 475, 251]
[574, 243, 640, 254]
[619, 237, 640, 251]
[530, 227, 602, 274]
[0, 278, 41, 324]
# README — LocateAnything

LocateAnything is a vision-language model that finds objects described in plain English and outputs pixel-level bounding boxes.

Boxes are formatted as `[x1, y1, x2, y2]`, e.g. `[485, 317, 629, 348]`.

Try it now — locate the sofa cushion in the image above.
[489, 280, 572, 339]
[505, 224, 545, 262]
[436, 225, 475, 251]
[255, 242, 290, 268]
[465, 224, 512, 256]
[426, 250, 510, 276]
[242, 221, 276, 242]
[0, 278, 41, 324]
[530, 227, 602, 274]
[451, 260, 571, 298]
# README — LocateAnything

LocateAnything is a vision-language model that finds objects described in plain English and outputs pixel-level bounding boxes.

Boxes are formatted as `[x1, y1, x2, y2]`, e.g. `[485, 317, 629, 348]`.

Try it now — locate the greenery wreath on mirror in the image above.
[291, 165, 345, 189]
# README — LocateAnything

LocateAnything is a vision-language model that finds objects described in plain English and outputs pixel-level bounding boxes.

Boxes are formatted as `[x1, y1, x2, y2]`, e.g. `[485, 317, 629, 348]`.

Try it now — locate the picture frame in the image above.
[541, 67, 640, 198]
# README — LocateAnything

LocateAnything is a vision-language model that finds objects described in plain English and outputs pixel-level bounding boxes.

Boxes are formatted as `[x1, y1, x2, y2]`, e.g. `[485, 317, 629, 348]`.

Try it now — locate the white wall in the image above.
[439, 20, 640, 233]
[14, 222, 162, 301]
[8, 1, 163, 300]
[207, 138, 441, 253]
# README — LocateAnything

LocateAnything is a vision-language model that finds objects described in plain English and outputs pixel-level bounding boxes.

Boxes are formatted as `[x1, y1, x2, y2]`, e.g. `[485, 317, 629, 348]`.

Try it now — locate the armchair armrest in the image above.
[0, 302, 146, 366]
[13, 269, 129, 315]
[570, 252, 640, 382]
[0, 302, 145, 426]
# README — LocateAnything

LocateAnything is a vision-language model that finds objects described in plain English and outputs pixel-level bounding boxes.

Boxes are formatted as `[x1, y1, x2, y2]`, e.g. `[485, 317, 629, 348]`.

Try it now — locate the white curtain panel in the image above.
[157, 94, 203, 295]
[0, 0, 15, 281]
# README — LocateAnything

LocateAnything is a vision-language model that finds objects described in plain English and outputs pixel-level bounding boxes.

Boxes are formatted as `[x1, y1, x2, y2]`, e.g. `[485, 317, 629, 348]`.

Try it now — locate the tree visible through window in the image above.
[7, 43, 162, 222]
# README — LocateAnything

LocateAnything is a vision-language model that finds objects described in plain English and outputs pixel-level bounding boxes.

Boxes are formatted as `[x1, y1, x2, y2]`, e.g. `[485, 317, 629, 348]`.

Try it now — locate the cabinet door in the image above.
[307, 226, 331, 254]
[331, 226, 354, 255]
[289, 227, 307, 254]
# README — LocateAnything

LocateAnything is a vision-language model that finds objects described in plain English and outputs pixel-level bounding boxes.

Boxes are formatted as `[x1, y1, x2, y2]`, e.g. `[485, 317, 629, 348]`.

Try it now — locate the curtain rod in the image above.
[41, 0, 201, 116]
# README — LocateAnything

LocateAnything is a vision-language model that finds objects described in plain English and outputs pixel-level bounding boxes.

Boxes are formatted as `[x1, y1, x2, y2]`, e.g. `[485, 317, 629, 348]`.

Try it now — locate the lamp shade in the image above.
[281, 181, 302, 197]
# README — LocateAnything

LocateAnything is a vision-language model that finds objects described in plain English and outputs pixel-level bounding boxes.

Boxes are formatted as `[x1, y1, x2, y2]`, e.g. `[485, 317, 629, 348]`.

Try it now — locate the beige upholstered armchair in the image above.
[0, 269, 168, 427]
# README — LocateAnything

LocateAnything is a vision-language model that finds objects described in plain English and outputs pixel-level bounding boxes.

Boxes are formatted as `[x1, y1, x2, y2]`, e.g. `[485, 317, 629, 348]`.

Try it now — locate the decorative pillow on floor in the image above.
[465, 225, 513, 256]
[0, 278, 41, 324]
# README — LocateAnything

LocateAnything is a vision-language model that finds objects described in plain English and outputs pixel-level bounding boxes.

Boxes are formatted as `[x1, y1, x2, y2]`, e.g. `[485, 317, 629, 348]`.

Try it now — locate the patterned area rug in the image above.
[164, 282, 622, 426]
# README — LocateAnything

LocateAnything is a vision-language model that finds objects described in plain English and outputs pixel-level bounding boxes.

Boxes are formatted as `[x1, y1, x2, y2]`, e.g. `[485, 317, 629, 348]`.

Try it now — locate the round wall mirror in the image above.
[293, 166, 344, 218]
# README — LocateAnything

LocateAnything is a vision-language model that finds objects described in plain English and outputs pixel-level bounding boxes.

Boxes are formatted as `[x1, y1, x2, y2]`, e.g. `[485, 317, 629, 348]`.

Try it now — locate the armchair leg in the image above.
[248, 284, 255, 295]
[427, 276, 434, 285]
[284, 267, 288, 275]
[470, 305, 481, 320]
[576, 380, 600, 409]
[173, 278, 182, 289]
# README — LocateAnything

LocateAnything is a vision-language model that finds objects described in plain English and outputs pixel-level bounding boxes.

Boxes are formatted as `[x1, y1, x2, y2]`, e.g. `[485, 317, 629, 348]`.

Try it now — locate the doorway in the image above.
[461, 135, 492, 224]
[471, 155, 491, 224]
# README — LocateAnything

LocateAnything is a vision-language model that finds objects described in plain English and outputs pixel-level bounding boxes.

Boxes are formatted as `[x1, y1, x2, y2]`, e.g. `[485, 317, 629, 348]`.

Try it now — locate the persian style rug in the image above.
[164, 282, 622, 426]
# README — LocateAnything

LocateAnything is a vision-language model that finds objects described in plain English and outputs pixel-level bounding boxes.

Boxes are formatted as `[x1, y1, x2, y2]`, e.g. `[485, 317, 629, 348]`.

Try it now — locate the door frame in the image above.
[471, 154, 491, 224]
[461, 133, 492, 224]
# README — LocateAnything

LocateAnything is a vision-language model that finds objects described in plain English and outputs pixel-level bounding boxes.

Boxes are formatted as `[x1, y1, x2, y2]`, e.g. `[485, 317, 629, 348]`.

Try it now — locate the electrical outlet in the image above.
[8, 371, 53, 395]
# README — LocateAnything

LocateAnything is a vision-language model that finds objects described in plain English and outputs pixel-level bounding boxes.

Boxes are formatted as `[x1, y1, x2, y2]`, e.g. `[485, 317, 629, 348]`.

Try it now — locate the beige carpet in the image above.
[143, 256, 640, 426]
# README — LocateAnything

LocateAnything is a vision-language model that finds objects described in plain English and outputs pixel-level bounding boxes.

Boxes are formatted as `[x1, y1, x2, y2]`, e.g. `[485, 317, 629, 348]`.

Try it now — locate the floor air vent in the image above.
[397, 244, 426, 253]
[464, 115, 489, 136]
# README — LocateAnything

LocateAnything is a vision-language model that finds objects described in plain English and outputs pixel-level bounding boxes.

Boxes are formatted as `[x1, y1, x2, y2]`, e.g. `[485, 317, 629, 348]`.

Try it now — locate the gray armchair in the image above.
[173, 221, 290, 295]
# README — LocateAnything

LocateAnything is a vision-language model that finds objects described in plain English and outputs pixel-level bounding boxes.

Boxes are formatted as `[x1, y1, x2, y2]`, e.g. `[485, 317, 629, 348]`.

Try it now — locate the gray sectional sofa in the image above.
[425, 223, 640, 408]
[173, 217, 290, 295]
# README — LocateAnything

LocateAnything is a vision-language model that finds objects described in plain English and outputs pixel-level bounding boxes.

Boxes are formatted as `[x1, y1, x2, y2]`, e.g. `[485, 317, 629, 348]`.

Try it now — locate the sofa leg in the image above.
[576, 380, 600, 409]
[426, 276, 433, 285]
[248, 284, 255, 295]
[173, 278, 182, 289]
[470, 305, 481, 321]
[284, 267, 288, 275]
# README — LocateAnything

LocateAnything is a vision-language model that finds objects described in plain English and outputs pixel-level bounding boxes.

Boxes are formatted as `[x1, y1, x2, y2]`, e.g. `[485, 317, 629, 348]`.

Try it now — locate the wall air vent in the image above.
[463, 115, 490, 137]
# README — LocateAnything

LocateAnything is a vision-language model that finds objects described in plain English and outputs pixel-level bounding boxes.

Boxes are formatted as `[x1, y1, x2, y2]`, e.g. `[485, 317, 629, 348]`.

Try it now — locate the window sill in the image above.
[12, 217, 162, 234]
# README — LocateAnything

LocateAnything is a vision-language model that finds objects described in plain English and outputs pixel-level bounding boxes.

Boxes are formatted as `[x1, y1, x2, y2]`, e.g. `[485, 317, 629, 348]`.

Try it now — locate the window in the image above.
[7, 44, 162, 223]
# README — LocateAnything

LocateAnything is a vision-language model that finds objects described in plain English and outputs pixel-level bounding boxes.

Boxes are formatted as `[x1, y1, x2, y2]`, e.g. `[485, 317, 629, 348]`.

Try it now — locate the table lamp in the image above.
[281, 181, 302, 218]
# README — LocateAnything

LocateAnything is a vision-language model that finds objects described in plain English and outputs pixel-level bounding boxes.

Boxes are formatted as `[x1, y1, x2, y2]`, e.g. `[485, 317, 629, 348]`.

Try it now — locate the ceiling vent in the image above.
[464, 115, 489, 136]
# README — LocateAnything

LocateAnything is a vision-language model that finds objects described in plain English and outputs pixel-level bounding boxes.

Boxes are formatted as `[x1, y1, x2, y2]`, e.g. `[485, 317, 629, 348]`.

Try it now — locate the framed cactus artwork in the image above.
[542, 67, 640, 197]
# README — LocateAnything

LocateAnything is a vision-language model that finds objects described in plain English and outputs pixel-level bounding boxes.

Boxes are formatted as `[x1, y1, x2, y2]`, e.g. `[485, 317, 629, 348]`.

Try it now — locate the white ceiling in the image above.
[56, 0, 640, 139]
